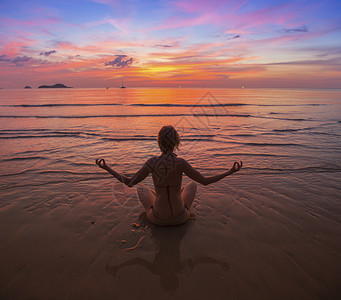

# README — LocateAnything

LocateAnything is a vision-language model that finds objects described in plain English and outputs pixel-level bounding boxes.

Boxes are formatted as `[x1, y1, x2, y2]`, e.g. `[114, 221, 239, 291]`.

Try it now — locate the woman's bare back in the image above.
[149, 153, 186, 218]
[95, 125, 242, 226]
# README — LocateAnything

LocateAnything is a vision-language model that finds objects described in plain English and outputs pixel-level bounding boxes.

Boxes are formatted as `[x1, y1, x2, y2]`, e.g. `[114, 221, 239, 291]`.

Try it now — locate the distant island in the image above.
[38, 83, 72, 88]
[24, 86, 32, 89]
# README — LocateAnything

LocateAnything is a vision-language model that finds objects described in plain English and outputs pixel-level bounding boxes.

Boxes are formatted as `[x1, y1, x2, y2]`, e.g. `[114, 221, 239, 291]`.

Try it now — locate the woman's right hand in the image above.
[230, 161, 243, 173]
[96, 158, 108, 170]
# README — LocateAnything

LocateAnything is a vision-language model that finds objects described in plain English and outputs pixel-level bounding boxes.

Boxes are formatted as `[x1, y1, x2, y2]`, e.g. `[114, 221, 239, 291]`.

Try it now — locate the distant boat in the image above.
[120, 81, 126, 89]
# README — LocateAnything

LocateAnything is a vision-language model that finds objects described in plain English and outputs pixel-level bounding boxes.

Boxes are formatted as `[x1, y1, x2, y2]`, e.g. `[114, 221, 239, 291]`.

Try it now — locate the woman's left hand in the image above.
[96, 158, 108, 170]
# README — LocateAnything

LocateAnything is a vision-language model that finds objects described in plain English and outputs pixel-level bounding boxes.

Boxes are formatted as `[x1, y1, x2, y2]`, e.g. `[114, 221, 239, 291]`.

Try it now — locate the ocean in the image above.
[1, 88, 340, 193]
[0, 87, 340, 299]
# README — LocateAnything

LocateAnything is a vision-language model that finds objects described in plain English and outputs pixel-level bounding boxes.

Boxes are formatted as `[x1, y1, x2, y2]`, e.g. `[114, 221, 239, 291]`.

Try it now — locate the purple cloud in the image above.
[105, 55, 133, 68]
[12, 56, 32, 66]
[154, 44, 173, 48]
[228, 35, 240, 40]
[40, 50, 57, 56]
[0, 54, 11, 62]
[283, 25, 308, 33]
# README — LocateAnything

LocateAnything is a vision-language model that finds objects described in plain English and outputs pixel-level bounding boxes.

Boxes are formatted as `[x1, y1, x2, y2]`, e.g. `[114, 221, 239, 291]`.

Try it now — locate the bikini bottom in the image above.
[149, 206, 190, 226]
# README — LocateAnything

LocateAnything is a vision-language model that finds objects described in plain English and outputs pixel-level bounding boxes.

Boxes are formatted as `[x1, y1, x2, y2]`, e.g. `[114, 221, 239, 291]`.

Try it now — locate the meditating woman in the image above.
[96, 125, 242, 226]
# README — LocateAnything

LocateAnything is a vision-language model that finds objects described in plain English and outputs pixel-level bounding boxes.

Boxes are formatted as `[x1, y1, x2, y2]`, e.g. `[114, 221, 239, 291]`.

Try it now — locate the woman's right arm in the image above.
[95, 158, 152, 187]
[182, 159, 242, 185]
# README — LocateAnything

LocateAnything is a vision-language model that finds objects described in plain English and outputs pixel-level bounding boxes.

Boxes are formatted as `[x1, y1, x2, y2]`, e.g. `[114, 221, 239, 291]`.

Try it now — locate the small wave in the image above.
[278, 118, 310, 121]
[183, 134, 216, 138]
[194, 165, 341, 175]
[0, 128, 51, 132]
[0, 129, 216, 141]
[0, 134, 93, 140]
[256, 103, 327, 107]
[0, 103, 122, 107]
[37, 170, 100, 176]
[0, 113, 251, 119]
[271, 128, 339, 137]
[229, 134, 255, 137]
[0, 102, 328, 108]
[101, 137, 156, 142]
[309, 131, 341, 137]
[212, 153, 290, 157]
[194, 114, 250, 117]
[0, 174, 110, 191]
[130, 103, 247, 107]
[0, 169, 32, 178]
[1, 156, 48, 162]
[0, 128, 102, 140]
[102, 136, 214, 142]
[273, 129, 301, 132]
[208, 140, 305, 147]
[0, 129, 100, 136]
[255, 116, 313, 122]
[244, 142, 302, 147]
[245, 166, 341, 174]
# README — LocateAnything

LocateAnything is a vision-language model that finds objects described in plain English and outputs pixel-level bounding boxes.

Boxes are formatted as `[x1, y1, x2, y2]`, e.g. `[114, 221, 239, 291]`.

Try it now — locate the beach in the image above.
[0, 88, 340, 299]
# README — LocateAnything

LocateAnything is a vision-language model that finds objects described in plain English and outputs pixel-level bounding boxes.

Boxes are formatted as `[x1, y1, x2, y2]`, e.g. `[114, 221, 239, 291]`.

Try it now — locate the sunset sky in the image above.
[0, 0, 340, 88]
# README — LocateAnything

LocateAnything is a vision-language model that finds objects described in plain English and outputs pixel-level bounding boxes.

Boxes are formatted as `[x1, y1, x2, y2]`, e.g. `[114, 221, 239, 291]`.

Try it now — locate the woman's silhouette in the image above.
[96, 125, 242, 226]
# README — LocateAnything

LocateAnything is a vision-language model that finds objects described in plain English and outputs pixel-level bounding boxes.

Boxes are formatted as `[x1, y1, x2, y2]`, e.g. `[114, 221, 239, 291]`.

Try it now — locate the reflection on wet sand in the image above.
[106, 213, 229, 294]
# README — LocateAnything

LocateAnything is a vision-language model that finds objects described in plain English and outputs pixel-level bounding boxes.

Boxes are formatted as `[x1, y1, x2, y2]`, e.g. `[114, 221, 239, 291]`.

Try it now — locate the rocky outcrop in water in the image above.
[38, 83, 72, 88]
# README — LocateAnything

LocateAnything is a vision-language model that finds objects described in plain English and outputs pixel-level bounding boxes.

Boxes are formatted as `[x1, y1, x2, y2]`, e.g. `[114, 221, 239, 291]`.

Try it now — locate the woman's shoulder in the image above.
[146, 154, 186, 164]
[146, 155, 158, 165]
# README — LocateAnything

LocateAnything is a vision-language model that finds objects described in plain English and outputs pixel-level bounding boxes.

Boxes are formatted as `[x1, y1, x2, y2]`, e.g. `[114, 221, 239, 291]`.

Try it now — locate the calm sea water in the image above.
[0, 88, 340, 208]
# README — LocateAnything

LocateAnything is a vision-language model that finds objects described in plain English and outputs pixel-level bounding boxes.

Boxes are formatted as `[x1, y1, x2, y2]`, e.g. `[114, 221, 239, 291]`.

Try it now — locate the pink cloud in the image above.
[235, 4, 297, 30]
[147, 41, 232, 64]
[146, 13, 216, 32]
[85, 17, 132, 34]
[90, 0, 120, 6]
[0, 38, 37, 57]
[149, 1, 299, 36]
[55, 41, 100, 53]
[171, 0, 248, 14]
[0, 16, 60, 29]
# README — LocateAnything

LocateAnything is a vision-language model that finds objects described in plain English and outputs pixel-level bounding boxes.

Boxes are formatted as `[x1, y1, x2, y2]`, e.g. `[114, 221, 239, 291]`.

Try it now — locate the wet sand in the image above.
[0, 173, 340, 300]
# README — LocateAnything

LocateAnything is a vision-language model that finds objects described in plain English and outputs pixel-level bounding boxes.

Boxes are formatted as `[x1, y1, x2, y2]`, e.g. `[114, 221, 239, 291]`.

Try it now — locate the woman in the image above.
[96, 125, 242, 226]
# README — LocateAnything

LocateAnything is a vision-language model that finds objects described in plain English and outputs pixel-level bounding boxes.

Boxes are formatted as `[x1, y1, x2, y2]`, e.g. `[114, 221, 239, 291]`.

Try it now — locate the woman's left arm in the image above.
[96, 158, 152, 187]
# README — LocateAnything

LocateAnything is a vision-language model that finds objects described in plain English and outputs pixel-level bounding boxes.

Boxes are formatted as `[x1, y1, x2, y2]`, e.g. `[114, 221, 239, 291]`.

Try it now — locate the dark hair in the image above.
[158, 125, 180, 154]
